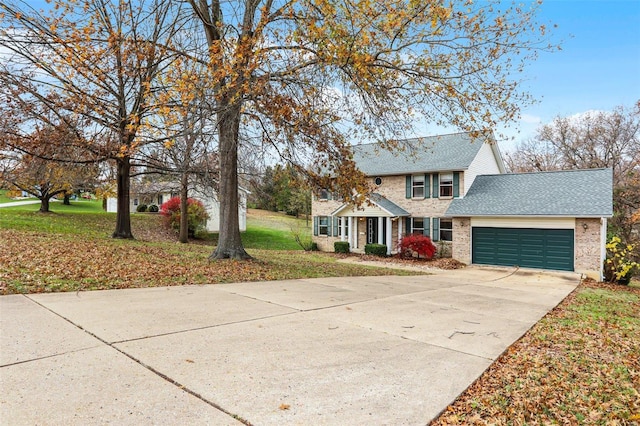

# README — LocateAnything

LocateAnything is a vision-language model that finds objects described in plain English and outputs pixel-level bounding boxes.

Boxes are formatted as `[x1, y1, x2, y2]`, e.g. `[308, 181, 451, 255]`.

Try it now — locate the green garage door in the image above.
[472, 227, 574, 271]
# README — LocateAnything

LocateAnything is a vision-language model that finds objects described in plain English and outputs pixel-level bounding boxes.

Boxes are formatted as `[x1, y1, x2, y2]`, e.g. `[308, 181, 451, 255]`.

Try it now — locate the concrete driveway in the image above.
[0, 267, 579, 425]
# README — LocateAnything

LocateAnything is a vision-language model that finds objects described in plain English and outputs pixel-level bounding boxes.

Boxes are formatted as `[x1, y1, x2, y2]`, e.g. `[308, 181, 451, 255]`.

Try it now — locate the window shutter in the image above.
[405, 175, 411, 198]
[313, 216, 319, 236]
[333, 216, 339, 236]
[425, 174, 431, 198]
[432, 217, 440, 241]
[424, 217, 430, 237]
[453, 172, 460, 198]
[405, 217, 411, 235]
[432, 173, 439, 198]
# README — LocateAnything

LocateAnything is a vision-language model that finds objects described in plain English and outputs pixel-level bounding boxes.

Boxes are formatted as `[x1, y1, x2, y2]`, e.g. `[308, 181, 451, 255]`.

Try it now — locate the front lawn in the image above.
[0, 207, 416, 294]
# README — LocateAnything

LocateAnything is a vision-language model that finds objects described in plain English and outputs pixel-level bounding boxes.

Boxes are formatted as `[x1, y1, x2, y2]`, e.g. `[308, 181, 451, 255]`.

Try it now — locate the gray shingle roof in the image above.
[352, 132, 492, 175]
[445, 168, 613, 217]
[370, 193, 410, 216]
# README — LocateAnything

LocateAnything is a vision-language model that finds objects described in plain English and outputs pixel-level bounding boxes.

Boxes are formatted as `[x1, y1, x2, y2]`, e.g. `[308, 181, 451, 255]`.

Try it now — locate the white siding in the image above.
[471, 217, 576, 229]
[335, 203, 391, 217]
[204, 192, 247, 232]
[465, 142, 503, 194]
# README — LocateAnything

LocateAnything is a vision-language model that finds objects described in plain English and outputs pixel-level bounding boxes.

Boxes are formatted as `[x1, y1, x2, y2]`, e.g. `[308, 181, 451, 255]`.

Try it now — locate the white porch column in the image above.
[340, 217, 347, 241]
[348, 217, 354, 248]
[353, 218, 358, 249]
[377, 217, 384, 245]
[386, 217, 393, 255]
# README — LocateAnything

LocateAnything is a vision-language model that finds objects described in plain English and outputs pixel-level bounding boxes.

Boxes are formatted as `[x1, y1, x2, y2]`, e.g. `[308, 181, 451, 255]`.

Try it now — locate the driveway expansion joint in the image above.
[23, 294, 250, 425]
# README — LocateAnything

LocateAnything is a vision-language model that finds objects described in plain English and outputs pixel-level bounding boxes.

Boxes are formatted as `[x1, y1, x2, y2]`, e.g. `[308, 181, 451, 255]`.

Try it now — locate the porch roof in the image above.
[331, 193, 410, 217]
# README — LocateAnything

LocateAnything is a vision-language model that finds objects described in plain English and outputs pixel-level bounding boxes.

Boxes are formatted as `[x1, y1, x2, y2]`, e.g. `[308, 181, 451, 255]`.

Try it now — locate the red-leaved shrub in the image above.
[398, 233, 437, 259]
[160, 197, 209, 237]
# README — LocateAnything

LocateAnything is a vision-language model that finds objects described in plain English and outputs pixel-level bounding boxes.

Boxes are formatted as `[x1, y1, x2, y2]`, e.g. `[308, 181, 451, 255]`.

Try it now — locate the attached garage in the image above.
[445, 169, 613, 279]
[472, 227, 574, 271]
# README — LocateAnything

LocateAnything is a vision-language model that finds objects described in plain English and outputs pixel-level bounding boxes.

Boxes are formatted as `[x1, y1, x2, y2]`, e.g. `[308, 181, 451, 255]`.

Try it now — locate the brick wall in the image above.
[574, 218, 604, 278]
[451, 217, 471, 264]
[310, 174, 462, 253]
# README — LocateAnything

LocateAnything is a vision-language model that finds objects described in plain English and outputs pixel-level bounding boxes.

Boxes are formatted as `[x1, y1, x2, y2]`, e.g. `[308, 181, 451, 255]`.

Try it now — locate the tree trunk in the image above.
[179, 173, 189, 244]
[209, 102, 251, 260]
[63, 193, 71, 205]
[112, 156, 134, 239]
[39, 197, 50, 213]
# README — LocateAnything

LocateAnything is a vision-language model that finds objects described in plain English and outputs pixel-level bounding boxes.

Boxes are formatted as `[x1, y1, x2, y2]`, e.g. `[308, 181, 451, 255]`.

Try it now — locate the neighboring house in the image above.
[107, 181, 249, 233]
[311, 131, 613, 279]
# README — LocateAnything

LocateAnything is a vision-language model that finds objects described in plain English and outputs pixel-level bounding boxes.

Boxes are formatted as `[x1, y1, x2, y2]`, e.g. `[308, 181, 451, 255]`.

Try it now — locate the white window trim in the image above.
[412, 175, 425, 199]
[439, 173, 453, 198]
[318, 216, 329, 236]
[439, 218, 453, 241]
[411, 218, 424, 234]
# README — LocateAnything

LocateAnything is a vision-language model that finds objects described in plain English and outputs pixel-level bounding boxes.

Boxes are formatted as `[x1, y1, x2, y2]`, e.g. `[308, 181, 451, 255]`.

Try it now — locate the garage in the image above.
[472, 227, 574, 271]
[445, 169, 613, 279]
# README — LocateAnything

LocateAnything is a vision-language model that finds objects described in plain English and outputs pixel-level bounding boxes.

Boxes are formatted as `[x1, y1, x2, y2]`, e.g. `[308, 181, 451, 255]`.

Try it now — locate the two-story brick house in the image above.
[311, 131, 612, 279]
[312, 132, 504, 255]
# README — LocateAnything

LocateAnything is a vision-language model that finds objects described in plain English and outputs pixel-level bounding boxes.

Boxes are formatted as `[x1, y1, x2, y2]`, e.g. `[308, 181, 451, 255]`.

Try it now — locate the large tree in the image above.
[0, 123, 99, 212]
[0, 0, 184, 238]
[185, 0, 552, 259]
[506, 101, 640, 241]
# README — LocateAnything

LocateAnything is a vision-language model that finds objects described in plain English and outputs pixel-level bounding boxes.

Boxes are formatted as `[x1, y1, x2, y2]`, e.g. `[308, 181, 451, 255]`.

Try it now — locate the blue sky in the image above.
[20, 0, 640, 151]
[497, 0, 640, 150]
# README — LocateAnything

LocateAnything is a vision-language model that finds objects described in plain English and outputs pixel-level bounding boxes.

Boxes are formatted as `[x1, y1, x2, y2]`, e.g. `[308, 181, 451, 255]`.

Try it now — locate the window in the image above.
[374, 177, 383, 186]
[440, 218, 453, 241]
[440, 173, 453, 197]
[158, 195, 164, 205]
[411, 218, 424, 234]
[412, 175, 425, 198]
[133, 198, 139, 206]
[318, 216, 329, 235]
[318, 189, 330, 200]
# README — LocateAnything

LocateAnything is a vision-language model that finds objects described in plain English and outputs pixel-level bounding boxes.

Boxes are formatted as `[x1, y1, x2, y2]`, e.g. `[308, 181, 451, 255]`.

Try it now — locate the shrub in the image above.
[136, 204, 148, 212]
[334, 241, 350, 253]
[604, 236, 639, 284]
[159, 197, 209, 237]
[148, 204, 159, 213]
[365, 243, 387, 257]
[310, 242, 319, 251]
[398, 234, 437, 260]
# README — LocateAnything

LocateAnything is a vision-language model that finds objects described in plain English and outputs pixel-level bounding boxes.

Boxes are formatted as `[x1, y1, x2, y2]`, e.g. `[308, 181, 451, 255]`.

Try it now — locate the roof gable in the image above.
[446, 168, 613, 217]
[332, 193, 410, 217]
[352, 132, 500, 176]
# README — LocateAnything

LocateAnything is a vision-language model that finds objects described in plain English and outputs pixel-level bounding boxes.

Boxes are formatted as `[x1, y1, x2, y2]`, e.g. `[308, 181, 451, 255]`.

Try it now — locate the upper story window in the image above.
[318, 189, 330, 201]
[412, 175, 425, 198]
[440, 173, 453, 198]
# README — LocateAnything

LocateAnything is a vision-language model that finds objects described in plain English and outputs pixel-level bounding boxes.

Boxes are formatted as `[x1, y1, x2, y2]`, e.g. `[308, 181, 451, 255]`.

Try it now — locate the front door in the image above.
[366, 217, 378, 244]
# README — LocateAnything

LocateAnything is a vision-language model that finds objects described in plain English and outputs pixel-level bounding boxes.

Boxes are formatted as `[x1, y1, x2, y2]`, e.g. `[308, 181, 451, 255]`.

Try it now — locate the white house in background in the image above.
[106, 181, 249, 232]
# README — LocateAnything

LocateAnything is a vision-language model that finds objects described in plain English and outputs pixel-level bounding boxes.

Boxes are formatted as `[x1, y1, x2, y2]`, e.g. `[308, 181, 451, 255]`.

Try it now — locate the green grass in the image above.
[0, 189, 37, 204]
[0, 204, 309, 251]
[0, 200, 114, 237]
[240, 225, 303, 250]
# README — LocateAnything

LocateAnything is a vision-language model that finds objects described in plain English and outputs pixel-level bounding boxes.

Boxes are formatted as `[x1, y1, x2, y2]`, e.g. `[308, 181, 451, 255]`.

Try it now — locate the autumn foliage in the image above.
[398, 234, 437, 260]
[160, 197, 209, 238]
